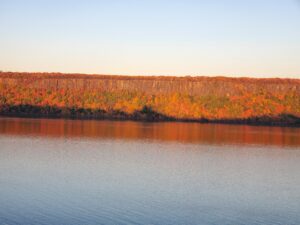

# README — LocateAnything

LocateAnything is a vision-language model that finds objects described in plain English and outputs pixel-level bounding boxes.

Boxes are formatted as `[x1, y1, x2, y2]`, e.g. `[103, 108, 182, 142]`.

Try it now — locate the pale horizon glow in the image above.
[0, 0, 300, 78]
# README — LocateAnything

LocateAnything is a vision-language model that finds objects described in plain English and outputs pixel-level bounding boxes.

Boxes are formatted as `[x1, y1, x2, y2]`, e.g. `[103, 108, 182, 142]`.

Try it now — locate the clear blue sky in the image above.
[0, 0, 300, 77]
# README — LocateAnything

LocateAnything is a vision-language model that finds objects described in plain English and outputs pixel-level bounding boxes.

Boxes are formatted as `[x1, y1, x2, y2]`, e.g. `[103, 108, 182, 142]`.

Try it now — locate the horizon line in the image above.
[1, 70, 300, 81]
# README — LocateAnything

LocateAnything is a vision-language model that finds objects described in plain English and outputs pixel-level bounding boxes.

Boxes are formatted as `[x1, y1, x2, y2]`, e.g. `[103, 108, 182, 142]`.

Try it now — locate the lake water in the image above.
[0, 117, 300, 225]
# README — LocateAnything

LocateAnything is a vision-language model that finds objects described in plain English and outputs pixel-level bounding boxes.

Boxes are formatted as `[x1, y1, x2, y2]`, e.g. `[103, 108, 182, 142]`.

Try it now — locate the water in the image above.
[0, 117, 300, 225]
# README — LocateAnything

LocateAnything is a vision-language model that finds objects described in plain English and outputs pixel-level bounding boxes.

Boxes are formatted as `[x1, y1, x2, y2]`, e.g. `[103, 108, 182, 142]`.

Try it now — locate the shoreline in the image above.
[1, 110, 299, 127]
[1, 72, 300, 127]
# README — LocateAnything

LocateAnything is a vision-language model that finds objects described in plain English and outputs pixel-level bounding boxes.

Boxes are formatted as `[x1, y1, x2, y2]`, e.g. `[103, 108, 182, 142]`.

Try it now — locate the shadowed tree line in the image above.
[0, 104, 299, 126]
[0, 105, 172, 121]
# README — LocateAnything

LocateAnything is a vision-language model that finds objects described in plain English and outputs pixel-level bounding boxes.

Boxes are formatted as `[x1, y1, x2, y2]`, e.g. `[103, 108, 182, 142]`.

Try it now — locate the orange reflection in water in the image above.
[0, 117, 299, 147]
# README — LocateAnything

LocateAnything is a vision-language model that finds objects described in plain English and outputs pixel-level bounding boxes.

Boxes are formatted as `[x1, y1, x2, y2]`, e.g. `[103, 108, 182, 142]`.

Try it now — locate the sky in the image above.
[0, 0, 300, 78]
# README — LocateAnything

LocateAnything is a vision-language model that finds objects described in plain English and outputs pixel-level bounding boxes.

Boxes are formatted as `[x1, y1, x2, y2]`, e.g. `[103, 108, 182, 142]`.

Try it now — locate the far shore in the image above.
[1, 72, 300, 127]
[1, 109, 299, 127]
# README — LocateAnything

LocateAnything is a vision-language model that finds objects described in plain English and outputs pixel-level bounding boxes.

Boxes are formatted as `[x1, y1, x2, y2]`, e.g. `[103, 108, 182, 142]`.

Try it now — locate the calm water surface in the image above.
[0, 117, 300, 225]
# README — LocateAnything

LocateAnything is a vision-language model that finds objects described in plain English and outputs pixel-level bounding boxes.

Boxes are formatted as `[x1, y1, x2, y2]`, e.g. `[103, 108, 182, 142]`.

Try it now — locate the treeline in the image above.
[0, 72, 300, 125]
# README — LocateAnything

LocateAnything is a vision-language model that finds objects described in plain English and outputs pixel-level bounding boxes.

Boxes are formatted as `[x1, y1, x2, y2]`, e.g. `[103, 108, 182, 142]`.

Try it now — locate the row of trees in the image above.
[1, 81, 300, 124]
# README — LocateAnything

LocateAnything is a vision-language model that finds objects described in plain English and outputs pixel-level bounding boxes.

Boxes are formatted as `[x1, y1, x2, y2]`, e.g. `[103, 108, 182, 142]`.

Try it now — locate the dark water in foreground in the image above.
[0, 117, 300, 225]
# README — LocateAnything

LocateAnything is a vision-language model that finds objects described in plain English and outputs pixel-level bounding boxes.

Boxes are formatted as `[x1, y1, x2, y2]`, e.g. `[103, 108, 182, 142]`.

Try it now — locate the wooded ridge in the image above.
[0, 72, 299, 125]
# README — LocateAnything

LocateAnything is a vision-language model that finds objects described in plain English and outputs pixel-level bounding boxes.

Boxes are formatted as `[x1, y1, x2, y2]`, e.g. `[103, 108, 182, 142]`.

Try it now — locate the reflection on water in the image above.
[0, 117, 300, 225]
[0, 117, 300, 147]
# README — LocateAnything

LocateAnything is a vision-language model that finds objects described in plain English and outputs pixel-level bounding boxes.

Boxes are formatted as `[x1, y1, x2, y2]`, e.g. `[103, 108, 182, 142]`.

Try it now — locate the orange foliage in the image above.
[0, 72, 300, 124]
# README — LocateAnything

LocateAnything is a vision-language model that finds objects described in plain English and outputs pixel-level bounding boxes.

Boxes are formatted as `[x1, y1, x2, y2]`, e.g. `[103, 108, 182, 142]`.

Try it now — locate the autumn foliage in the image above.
[0, 72, 300, 125]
